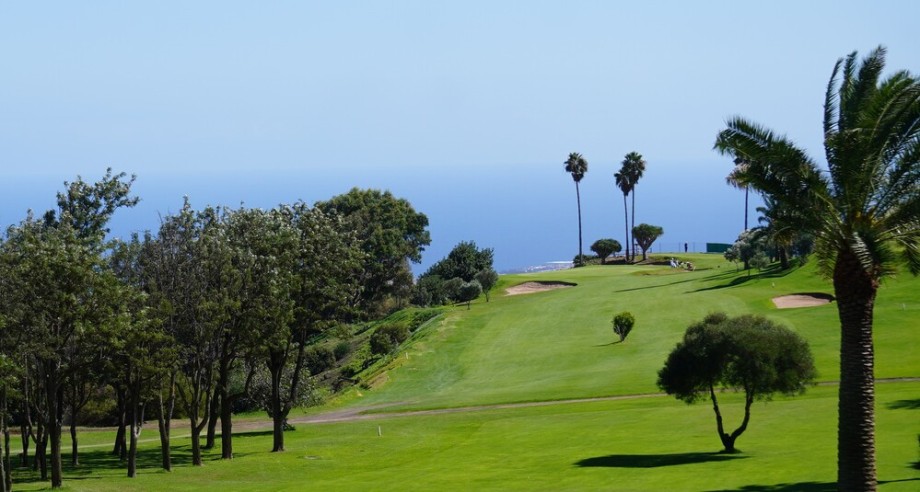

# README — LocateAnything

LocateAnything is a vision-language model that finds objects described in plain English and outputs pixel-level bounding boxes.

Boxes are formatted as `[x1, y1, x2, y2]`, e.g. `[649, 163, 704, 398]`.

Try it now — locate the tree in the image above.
[456, 280, 482, 310]
[621, 152, 646, 260]
[590, 239, 622, 264]
[564, 152, 589, 266]
[422, 241, 494, 282]
[632, 224, 663, 261]
[611, 312, 634, 342]
[614, 167, 632, 263]
[658, 313, 816, 452]
[474, 268, 499, 302]
[316, 188, 430, 317]
[0, 171, 137, 488]
[714, 47, 920, 489]
[726, 156, 752, 231]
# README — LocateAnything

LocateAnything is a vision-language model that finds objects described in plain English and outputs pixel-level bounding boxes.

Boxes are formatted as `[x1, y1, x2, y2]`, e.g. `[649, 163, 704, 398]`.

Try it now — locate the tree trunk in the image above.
[1, 385, 9, 492]
[205, 390, 220, 450]
[834, 250, 878, 491]
[46, 379, 63, 488]
[270, 361, 285, 452]
[220, 395, 234, 459]
[157, 372, 176, 472]
[190, 418, 203, 466]
[575, 182, 583, 263]
[743, 186, 749, 231]
[127, 400, 143, 478]
[69, 420, 79, 467]
[112, 386, 127, 458]
[631, 189, 636, 262]
[778, 246, 789, 270]
[622, 193, 630, 262]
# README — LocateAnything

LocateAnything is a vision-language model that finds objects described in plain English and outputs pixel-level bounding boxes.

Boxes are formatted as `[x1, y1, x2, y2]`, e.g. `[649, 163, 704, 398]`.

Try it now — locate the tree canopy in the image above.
[658, 313, 816, 452]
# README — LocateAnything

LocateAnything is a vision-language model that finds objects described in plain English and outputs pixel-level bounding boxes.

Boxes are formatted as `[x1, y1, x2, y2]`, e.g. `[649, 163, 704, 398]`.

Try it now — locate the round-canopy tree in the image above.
[658, 313, 816, 453]
[591, 239, 622, 264]
[632, 224, 663, 261]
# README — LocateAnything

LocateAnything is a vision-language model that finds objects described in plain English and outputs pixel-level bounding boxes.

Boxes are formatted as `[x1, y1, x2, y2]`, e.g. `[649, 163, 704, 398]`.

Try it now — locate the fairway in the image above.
[11, 256, 920, 490]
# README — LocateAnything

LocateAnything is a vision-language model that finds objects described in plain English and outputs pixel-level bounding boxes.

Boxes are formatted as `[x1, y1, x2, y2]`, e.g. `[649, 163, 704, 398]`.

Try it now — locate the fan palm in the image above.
[622, 152, 646, 260]
[564, 152, 589, 264]
[715, 46, 920, 491]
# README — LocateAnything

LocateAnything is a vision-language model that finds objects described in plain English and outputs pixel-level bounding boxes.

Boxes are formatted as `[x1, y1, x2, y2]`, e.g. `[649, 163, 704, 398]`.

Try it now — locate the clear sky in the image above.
[2, 1, 918, 272]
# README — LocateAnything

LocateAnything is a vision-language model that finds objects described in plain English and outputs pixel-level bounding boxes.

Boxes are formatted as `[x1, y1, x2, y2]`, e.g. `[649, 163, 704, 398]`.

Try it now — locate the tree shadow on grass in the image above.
[709, 478, 919, 491]
[575, 452, 746, 468]
[691, 266, 793, 293]
[887, 398, 920, 410]
[594, 340, 623, 347]
[13, 446, 194, 484]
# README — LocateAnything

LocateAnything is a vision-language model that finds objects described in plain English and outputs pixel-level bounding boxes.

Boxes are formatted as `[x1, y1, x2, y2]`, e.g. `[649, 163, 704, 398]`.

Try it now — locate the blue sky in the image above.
[2, 1, 918, 272]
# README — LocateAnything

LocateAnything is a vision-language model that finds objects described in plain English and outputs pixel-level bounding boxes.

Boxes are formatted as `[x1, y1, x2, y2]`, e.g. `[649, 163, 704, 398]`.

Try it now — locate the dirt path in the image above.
[71, 377, 920, 448]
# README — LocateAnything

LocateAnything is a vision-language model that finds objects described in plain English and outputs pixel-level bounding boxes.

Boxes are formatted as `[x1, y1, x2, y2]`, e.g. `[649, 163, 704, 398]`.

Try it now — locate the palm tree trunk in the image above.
[631, 189, 636, 261]
[622, 193, 630, 262]
[743, 186, 749, 230]
[834, 250, 878, 491]
[575, 182, 583, 263]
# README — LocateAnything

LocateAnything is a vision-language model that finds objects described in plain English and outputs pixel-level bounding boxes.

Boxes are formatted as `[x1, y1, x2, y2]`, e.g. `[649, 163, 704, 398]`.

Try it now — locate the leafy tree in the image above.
[612, 312, 635, 342]
[631, 224, 663, 261]
[591, 239, 622, 264]
[715, 47, 920, 488]
[0, 171, 137, 488]
[441, 277, 464, 303]
[621, 152, 646, 260]
[422, 241, 494, 282]
[316, 188, 430, 317]
[749, 251, 771, 272]
[564, 152, 589, 265]
[369, 323, 410, 355]
[474, 268, 499, 302]
[457, 280, 482, 310]
[658, 313, 816, 452]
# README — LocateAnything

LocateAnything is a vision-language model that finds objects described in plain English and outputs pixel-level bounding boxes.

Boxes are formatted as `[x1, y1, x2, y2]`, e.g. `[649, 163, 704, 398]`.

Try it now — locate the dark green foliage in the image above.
[422, 241, 493, 282]
[591, 239, 622, 264]
[457, 280, 482, 310]
[305, 346, 336, 376]
[474, 268, 499, 302]
[612, 312, 635, 342]
[333, 341, 351, 361]
[632, 224, 663, 261]
[441, 277, 464, 303]
[657, 313, 816, 452]
[369, 323, 410, 356]
[316, 188, 430, 317]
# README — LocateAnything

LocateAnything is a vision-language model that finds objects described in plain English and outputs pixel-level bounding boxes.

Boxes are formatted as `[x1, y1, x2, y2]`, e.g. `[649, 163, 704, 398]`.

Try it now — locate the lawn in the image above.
[10, 254, 919, 490]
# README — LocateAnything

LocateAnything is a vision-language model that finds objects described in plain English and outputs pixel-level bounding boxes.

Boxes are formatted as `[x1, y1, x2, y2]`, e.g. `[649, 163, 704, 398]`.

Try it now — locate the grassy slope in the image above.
[12, 254, 920, 490]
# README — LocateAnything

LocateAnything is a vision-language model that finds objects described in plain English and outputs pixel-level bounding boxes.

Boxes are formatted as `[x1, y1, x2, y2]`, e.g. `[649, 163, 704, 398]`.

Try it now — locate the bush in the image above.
[333, 341, 351, 360]
[369, 322, 410, 355]
[305, 346, 336, 375]
[612, 312, 635, 342]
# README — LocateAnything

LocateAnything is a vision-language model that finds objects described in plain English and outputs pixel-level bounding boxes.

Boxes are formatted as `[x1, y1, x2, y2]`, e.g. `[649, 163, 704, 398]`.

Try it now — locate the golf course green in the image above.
[12, 255, 920, 490]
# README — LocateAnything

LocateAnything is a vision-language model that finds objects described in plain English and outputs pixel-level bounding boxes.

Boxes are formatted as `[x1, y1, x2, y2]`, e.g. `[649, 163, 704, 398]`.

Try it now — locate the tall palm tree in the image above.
[614, 169, 632, 262]
[564, 152, 588, 264]
[622, 152, 646, 260]
[715, 47, 920, 491]
[726, 156, 751, 230]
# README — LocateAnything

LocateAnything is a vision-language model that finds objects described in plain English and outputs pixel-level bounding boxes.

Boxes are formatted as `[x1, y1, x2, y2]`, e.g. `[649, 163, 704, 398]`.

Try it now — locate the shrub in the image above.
[612, 312, 635, 342]
[305, 346, 336, 375]
[369, 322, 410, 355]
[333, 341, 351, 360]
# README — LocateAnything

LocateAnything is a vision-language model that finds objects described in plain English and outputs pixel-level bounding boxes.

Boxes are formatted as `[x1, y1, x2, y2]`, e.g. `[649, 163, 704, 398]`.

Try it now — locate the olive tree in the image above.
[657, 313, 816, 452]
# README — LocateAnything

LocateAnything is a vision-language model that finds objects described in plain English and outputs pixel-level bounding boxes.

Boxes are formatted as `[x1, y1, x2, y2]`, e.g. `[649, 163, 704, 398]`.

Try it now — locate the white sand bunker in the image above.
[772, 293, 835, 309]
[505, 281, 576, 296]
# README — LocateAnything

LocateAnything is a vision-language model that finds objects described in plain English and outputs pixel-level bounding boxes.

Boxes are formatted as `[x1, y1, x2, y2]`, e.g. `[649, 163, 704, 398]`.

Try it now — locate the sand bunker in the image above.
[772, 293, 835, 309]
[505, 281, 576, 296]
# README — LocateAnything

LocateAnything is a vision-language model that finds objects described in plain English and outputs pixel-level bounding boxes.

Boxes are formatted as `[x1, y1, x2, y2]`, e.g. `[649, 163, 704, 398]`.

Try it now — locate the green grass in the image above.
[10, 255, 920, 490]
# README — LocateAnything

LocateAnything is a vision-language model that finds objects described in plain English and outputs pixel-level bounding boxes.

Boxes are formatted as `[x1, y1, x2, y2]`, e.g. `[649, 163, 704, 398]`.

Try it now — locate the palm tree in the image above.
[715, 47, 920, 491]
[564, 152, 588, 265]
[622, 152, 646, 260]
[726, 156, 751, 230]
[614, 168, 632, 262]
